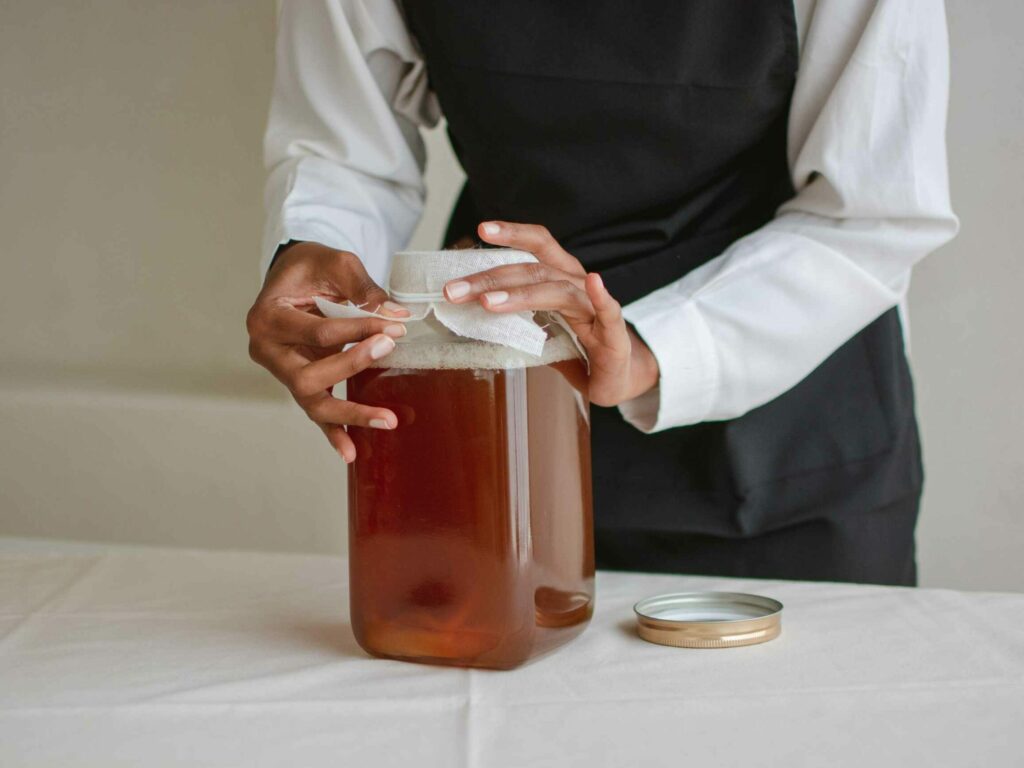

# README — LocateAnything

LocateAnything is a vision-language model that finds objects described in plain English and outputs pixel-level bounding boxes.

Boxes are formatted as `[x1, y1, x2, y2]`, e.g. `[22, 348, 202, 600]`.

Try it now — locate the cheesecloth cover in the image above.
[314, 249, 561, 358]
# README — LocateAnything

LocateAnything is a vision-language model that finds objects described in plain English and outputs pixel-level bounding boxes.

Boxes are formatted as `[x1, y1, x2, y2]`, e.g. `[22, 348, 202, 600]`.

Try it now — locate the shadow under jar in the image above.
[346, 253, 594, 670]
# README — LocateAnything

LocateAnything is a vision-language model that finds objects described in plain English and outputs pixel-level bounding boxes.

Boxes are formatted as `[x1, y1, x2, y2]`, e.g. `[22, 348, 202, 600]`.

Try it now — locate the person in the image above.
[246, 0, 957, 586]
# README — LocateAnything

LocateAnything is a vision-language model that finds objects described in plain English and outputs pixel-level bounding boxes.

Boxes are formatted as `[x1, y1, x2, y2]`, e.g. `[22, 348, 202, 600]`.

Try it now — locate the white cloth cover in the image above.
[315, 249, 549, 356]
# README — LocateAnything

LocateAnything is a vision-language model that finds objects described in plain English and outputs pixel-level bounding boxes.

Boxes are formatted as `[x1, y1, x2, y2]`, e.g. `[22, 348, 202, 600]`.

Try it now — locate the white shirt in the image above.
[263, 0, 958, 433]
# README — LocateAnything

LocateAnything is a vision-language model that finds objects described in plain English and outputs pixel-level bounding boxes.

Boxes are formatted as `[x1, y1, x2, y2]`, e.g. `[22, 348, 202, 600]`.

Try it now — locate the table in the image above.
[1, 540, 1022, 767]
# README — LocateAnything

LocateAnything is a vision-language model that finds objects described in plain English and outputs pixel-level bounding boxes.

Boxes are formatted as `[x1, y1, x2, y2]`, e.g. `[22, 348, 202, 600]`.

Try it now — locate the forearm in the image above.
[618, 0, 957, 433]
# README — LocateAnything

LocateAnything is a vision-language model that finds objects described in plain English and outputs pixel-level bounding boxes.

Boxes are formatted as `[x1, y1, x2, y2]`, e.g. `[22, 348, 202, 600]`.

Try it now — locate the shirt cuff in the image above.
[260, 212, 372, 281]
[619, 296, 720, 433]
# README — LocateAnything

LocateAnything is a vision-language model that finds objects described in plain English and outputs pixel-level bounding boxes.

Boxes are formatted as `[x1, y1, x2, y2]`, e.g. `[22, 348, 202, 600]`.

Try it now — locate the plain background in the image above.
[0, 1, 1020, 591]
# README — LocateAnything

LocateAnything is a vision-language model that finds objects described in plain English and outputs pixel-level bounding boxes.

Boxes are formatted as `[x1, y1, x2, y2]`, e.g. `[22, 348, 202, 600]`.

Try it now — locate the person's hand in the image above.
[443, 222, 660, 407]
[246, 241, 409, 462]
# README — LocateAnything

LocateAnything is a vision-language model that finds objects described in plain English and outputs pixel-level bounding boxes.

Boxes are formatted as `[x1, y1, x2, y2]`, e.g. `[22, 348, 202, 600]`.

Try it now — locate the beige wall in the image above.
[0, 0, 331, 552]
[909, 1, 1024, 591]
[0, 0, 277, 396]
[0, 1, 1021, 591]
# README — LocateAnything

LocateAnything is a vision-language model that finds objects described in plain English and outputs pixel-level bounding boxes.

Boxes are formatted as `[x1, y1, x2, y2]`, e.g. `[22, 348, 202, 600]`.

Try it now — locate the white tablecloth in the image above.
[1, 540, 1022, 767]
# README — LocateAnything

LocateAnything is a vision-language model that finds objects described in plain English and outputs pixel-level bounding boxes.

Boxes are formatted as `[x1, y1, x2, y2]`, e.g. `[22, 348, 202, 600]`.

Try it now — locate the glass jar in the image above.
[345, 250, 594, 670]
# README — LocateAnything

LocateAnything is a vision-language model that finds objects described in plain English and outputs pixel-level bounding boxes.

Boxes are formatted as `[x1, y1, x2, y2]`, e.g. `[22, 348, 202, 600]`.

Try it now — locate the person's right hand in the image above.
[246, 241, 409, 462]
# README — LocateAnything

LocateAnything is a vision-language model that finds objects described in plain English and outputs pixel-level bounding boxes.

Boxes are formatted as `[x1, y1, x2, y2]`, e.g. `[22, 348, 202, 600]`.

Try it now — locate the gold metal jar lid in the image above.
[634, 591, 783, 649]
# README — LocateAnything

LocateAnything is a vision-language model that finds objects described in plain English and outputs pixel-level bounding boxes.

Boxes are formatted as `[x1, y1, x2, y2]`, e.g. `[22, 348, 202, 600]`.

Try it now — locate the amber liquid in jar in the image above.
[346, 338, 594, 669]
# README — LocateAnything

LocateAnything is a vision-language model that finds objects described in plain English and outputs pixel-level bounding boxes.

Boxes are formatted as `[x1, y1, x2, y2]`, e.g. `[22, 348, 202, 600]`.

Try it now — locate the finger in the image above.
[248, 335, 312, 374]
[254, 343, 324, 393]
[303, 392, 398, 430]
[320, 251, 410, 318]
[479, 280, 593, 320]
[266, 308, 407, 347]
[283, 333, 396, 398]
[319, 423, 356, 464]
[477, 221, 584, 274]
[585, 273, 631, 352]
[444, 262, 584, 303]
[585, 273, 624, 329]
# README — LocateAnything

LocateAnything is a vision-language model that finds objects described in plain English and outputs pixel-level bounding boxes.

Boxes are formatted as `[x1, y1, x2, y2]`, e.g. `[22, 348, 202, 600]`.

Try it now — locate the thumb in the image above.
[325, 251, 409, 318]
[585, 273, 630, 354]
[585, 273, 624, 331]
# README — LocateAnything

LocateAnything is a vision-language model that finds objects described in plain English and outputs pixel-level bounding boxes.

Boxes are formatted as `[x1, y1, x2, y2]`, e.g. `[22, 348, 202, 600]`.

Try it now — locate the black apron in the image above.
[399, 0, 922, 585]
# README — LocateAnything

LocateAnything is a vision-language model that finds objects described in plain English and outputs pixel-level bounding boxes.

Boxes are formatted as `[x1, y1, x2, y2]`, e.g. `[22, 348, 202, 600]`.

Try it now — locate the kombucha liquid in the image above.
[346, 338, 594, 669]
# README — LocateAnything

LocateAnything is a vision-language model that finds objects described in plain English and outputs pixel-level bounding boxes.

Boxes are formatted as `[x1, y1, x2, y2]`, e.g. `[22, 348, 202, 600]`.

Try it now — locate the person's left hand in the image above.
[443, 221, 659, 407]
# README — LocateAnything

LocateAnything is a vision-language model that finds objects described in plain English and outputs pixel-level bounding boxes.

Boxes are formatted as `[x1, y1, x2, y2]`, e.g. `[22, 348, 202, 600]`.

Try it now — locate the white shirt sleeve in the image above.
[261, 0, 438, 285]
[618, 0, 959, 432]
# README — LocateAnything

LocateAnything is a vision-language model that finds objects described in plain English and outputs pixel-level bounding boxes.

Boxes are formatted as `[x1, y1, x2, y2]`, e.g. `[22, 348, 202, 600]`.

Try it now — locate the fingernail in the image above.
[369, 418, 393, 430]
[446, 281, 471, 300]
[484, 291, 509, 306]
[370, 335, 395, 360]
[383, 323, 406, 338]
[381, 300, 410, 316]
[482, 222, 501, 236]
